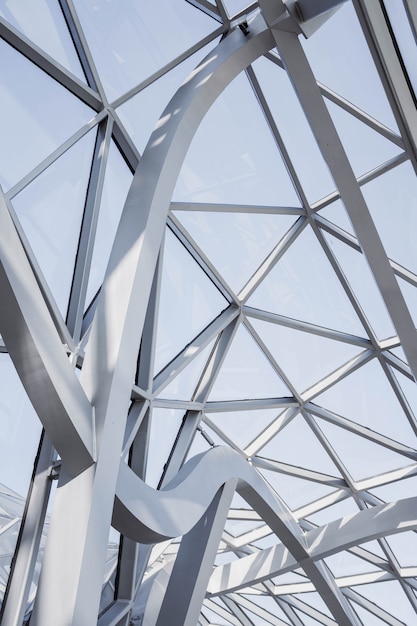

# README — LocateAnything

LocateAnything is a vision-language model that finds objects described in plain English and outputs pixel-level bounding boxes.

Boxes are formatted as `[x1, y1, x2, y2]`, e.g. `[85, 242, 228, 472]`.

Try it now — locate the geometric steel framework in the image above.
[0, 1, 417, 625]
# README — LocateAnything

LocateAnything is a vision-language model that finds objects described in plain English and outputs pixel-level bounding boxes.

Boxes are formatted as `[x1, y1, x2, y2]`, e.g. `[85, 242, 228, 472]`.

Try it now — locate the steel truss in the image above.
[0, 1, 416, 625]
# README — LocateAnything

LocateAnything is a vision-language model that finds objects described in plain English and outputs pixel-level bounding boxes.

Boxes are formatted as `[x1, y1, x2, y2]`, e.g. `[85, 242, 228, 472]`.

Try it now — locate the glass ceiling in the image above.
[0, 1, 416, 625]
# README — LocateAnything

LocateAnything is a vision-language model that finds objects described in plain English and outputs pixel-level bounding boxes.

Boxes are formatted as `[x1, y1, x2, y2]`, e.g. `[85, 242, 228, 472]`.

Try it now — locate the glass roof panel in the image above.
[314, 358, 416, 443]
[206, 408, 279, 450]
[385, 531, 417, 568]
[173, 71, 300, 206]
[0, 0, 85, 80]
[325, 99, 403, 178]
[158, 338, 217, 400]
[0, 355, 42, 497]
[317, 198, 355, 235]
[208, 323, 291, 400]
[145, 408, 183, 488]
[116, 42, 218, 155]
[176, 211, 297, 295]
[248, 225, 365, 335]
[323, 231, 396, 338]
[252, 56, 335, 203]
[300, 1, 399, 130]
[384, 0, 417, 96]
[154, 228, 227, 374]
[361, 160, 417, 274]
[12, 129, 96, 316]
[325, 550, 381, 578]
[256, 469, 337, 512]
[352, 580, 417, 625]
[315, 418, 413, 481]
[0, 38, 94, 191]
[72, 0, 217, 100]
[257, 414, 341, 475]
[85, 140, 133, 308]
[250, 317, 363, 393]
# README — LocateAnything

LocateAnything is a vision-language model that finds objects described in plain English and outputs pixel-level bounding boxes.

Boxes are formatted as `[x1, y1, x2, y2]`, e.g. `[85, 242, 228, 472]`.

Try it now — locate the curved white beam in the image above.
[0, 193, 94, 477]
[208, 495, 417, 595]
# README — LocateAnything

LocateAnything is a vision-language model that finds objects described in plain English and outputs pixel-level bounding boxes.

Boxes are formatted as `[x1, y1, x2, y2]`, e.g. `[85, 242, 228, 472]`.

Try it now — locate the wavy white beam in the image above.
[208, 495, 417, 595]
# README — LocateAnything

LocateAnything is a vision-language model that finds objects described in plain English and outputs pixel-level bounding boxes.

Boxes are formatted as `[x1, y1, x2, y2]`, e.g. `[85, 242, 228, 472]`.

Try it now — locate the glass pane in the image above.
[176, 210, 296, 295]
[208, 324, 291, 401]
[252, 55, 336, 203]
[301, 1, 398, 130]
[0, 38, 94, 191]
[248, 225, 365, 335]
[258, 414, 341, 476]
[154, 228, 227, 374]
[72, 0, 216, 100]
[314, 359, 416, 443]
[158, 339, 216, 400]
[145, 408, 183, 488]
[12, 130, 96, 316]
[207, 408, 279, 450]
[250, 317, 363, 394]
[361, 161, 417, 274]
[173, 70, 300, 206]
[117, 42, 218, 155]
[85, 141, 133, 307]
[0, 0, 85, 80]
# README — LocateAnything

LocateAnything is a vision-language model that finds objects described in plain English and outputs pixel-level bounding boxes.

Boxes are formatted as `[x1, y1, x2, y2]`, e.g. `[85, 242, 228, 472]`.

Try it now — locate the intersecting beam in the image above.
[0, 192, 95, 477]
[208, 496, 417, 595]
[260, 0, 417, 385]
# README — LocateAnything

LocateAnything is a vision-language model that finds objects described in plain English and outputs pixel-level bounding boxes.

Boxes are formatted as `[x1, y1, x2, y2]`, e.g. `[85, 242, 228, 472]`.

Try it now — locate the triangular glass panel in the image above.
[250, 317, 363, 394]
[318, 198, 355, 235]
[85, 140, 133, 307]
[175, 211, 297, 295]
[145, 408, 183, 488]
[117, 41, 218, 155]
[258, 414, 341, 476]
[323, 232, 395, 339]
[314, 418, 414, 482]
[370, 475, 417, 502]
[300, 1, 398, 130]
[154, 229, 227, 374]
[252, 55, 336, 204]
[240, 596, 290, 624]
[387, 369, 417, 427]
[296, 592, 334, 619]
[173, 70, 300, 206]
[0, 1, 85, 80]
[256, 468, 337, 512]
[398, 276, 417, 331]
[248, 225, 365, 335]
[353, 580, 417, 626]
[12, 130, 96, 316]
[386, 531, 417, 568]
[72, 0, 216, 100]
[307, 496, 359, 526]
[158, 338, 217, 400]
[207, 408, 279, 450]
[351, 602, 393, 626]
[325, 100, 403, 178]
[325, 549, 381, 578]
[361, 161, 417, 274]
[314, 359, 416, 444]
[208, 324, 292, 401]
[0, 355, 42, 498]
[292, 609, 326, 626]
[222, 0, 254, 18]
[0, 39, 94, 191]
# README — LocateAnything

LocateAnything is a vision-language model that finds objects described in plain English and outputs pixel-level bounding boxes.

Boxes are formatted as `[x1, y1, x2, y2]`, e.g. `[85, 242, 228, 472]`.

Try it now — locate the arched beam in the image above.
[208, 495, 417, 595]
